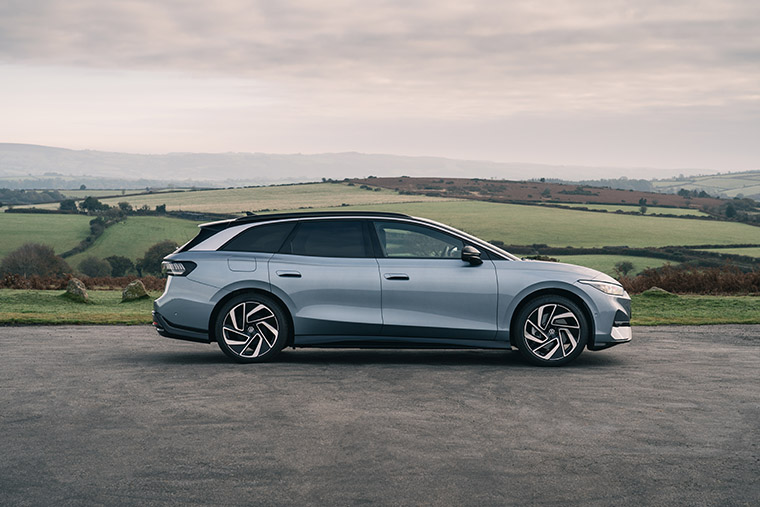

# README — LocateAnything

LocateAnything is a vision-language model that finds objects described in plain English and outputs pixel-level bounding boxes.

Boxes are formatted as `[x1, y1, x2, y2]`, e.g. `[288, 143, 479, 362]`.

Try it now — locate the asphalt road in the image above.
[1, 325, 759, 506]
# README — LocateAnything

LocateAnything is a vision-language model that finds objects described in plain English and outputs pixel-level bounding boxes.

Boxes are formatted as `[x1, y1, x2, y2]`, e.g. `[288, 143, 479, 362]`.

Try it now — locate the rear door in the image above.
[268, 219, 382, 338]
[372, 220, 498, 340]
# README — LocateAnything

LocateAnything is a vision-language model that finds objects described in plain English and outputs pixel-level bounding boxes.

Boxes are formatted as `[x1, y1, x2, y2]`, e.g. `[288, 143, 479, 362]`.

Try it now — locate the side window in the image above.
[220, 222, 296, 253]
[373, 221, 464, 259]
[282, 220, 368, 258]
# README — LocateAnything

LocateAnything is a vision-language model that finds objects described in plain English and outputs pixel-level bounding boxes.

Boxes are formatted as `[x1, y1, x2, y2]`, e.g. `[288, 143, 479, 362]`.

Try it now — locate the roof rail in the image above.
[230, 210, 411, 225]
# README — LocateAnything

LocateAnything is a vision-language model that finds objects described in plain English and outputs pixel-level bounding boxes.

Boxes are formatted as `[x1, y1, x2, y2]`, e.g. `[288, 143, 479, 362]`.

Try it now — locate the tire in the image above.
[215, 293, 289, 363]
[513, 295, 588, 366]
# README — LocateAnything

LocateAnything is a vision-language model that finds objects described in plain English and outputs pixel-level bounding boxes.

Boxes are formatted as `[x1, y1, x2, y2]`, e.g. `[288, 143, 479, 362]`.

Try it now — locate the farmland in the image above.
[66, 217, 201, 266]
[0, 213, 91, 258]
[268, 200, 760, 249]
[97, 183, 451, 213]
[3, 180, 760, 279]
[652, 170, 760, 199]
[555, 255, 672, 276]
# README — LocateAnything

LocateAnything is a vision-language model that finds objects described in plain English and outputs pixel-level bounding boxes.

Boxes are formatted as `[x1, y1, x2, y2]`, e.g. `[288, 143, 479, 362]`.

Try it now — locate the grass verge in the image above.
[2, 289, 759, 327]
[0, 289, 160, 325]
[630, 294, 760, 325]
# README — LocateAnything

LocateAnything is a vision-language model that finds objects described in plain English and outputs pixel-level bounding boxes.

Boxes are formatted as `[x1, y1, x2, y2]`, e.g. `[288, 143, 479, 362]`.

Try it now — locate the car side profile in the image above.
[153, 211, 631, 366]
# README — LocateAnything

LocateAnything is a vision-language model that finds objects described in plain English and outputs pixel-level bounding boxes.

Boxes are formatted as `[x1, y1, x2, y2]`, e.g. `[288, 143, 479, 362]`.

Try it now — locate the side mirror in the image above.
[462, 245, 483, 265]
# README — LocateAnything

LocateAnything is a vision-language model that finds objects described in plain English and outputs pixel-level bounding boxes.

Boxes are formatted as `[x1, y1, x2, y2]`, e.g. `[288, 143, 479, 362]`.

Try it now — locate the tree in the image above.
[614, 261, 635, 278]
[155, 204, 167, 214]
[78, 256, 112, 277]
[79, 196, 109, 212]
[118, 201, 133, 212]
[59, 199, 78, 212]
[80, 184, 87, 190]
[104, 256, 134, 277]
[725, 203, 737, 218]
[0, 243, 71, 277]
[136, 240, 179, 276]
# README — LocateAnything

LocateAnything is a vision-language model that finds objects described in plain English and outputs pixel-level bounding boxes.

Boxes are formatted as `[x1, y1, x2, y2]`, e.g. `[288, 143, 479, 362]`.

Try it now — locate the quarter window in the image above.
[283, 220, 368, 258]
[220, 222, 296, 253]
[373, 221, 464, 258]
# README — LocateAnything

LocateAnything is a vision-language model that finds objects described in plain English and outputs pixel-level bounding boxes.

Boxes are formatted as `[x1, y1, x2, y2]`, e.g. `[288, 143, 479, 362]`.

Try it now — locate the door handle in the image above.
[276, 270, 302, 278]
[383, 273, 409, 280]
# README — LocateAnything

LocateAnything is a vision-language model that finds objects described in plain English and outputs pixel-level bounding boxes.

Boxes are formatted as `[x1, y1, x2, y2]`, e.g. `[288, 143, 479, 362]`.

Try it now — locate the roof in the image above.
[200, 210, 411, 229]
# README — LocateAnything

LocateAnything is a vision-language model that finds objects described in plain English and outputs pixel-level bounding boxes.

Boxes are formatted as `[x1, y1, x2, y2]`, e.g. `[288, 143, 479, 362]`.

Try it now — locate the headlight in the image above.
[579, 280, 626, 296]
[161, 260, 196, 277]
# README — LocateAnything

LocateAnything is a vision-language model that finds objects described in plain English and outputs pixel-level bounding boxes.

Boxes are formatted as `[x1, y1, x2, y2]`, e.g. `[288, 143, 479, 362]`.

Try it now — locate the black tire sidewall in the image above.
[215, 293, 289, 363]
[513, 295, 589, 366]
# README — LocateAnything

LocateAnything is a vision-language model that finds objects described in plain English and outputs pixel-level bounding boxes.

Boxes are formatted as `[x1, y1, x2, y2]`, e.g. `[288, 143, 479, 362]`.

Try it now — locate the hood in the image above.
[517, 259, 618, 283]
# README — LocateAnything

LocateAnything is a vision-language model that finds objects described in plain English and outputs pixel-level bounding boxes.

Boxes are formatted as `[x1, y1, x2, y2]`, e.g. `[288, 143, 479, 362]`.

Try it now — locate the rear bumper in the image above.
[152, 310, 211, 344]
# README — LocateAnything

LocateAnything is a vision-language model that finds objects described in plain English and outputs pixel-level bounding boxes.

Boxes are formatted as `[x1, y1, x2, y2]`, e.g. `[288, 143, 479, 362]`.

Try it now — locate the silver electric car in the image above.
[153, 211, 631, 366]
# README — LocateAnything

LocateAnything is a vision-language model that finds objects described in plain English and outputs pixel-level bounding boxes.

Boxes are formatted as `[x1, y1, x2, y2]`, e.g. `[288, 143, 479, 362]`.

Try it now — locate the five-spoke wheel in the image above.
[513, 295, 588, 366]
[215, 294, 289, 363]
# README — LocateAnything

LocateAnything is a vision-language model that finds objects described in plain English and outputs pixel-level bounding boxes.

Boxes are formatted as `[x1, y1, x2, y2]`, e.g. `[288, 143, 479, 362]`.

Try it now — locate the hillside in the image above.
[0, 143, 707, 189]
[651, 171, 760, 199]
[352, 177, 724, 210]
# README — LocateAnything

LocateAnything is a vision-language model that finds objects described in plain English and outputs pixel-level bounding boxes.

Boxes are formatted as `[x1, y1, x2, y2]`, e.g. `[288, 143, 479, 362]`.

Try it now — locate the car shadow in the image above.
[137, 347, 624, 368]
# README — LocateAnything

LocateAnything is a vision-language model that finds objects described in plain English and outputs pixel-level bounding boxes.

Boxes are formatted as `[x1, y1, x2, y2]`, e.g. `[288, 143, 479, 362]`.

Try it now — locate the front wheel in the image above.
[513, 295, 588, 366]
[215, 294, 289, 363]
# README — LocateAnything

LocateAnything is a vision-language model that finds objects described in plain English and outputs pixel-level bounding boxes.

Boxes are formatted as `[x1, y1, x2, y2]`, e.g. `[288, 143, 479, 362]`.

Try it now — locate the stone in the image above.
[122, 279, 149, 302]
[65, 278, 89, 303]
[641, 286, 676, 297]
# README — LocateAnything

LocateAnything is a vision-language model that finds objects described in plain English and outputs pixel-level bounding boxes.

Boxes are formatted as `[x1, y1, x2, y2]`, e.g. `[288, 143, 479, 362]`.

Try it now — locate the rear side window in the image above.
[282, 220, 368, 258]
[220, 222, 296, 253]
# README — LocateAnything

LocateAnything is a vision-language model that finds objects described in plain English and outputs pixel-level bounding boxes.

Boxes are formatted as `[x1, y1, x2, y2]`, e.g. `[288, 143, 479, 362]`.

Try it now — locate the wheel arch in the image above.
[508, 287, 597, 348]
[208, 288, 295, 346]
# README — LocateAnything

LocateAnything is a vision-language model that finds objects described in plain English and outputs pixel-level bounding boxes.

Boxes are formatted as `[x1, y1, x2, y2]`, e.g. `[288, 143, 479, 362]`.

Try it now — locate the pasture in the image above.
[97, 183, 450, 214]
[65, 217, 201, 266]
[0, 213, 91, 258]
[268, 200, 760, 248]
[555, 255, 672, 276]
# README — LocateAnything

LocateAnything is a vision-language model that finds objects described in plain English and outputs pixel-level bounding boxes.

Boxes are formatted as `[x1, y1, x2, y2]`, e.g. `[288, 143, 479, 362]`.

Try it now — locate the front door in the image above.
[372, 221, 498, 340]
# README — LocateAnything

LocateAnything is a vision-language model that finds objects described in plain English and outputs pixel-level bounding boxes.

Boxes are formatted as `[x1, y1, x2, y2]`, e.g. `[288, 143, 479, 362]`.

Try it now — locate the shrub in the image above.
[621, 264, 760, 295]
[78, 256, 112, 277]
[136, 240, 178, 276]
[0, 243, 71, 278]
[105, 255, 134, 277]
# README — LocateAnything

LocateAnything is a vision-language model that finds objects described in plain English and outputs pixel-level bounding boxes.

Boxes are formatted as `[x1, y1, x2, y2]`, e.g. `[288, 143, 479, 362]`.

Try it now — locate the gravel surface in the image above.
[1, 325, 759, 506]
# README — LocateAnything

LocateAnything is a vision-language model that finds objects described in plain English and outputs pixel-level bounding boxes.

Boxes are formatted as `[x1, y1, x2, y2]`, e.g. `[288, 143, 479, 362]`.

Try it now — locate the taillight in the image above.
[161, 260, 197, 277]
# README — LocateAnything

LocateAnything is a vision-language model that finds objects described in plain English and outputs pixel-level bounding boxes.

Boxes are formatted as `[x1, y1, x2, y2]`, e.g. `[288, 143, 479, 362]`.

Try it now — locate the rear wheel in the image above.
[513, 295, 588, 366]
[215, 294, 289, 363]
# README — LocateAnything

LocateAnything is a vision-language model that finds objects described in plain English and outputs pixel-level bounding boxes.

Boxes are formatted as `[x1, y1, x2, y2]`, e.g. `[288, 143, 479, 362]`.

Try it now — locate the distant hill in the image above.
[651, 171, 760, 199]
[0, 143, 707, 189]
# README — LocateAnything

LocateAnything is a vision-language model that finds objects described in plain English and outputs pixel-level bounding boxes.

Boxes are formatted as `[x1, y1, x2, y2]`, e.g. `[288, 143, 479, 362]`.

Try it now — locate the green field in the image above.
[0, 289, 160, 324]
[631, 294, 760, 325]
[1, 289, 757, 326]
[89, 183, 451, 214]
[0, 213, 92, 258]
[269, 200, 760, 248]
[557, 255, 671, 277]
[66, 216, 201, 266]
[698, 247, 760, 258]
[60, 189, 153, 199]
[541, 203, 708, 216]
[652, 171, 760, 198]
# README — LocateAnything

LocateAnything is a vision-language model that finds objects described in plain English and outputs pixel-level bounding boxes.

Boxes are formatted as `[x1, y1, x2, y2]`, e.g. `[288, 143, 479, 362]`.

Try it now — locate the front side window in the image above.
[220, 221, 296, 253]
[374, 221, 464, 258]
[282, 220, 368, 258]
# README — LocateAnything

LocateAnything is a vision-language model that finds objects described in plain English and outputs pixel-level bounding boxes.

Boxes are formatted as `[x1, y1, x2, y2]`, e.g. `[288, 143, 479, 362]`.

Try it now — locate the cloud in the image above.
[1, 0, 758, 117]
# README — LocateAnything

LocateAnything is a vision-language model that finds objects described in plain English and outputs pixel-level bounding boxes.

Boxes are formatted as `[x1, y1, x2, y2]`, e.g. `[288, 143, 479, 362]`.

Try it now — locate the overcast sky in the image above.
[1, 0, 758, 176]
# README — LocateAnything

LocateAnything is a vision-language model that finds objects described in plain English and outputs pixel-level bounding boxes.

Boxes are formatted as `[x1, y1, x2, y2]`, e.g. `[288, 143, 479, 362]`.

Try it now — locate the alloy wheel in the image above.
[221, 302, 280, 358]
[523, 303, 581, 361]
